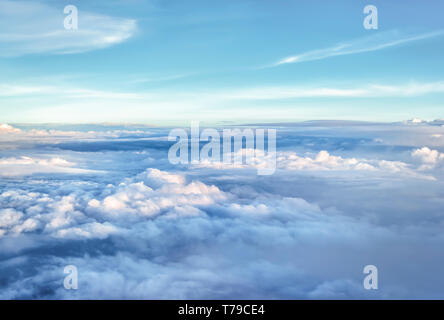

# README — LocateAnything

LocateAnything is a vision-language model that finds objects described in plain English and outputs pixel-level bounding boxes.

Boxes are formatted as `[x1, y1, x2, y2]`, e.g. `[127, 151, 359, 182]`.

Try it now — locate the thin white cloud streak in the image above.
[217, 82, 444, 100]
[129, 73, 195, 84]
[0, 156, 100, 176]
[272, 30, 444, 67]
[0, 84, 144, 99]
[0, 0, 137, 56]
[3, 81, 444, 100]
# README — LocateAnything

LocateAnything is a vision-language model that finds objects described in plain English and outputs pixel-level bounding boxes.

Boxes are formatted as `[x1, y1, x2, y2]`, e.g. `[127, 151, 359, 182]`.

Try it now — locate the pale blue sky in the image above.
[1, 0, 444, 124]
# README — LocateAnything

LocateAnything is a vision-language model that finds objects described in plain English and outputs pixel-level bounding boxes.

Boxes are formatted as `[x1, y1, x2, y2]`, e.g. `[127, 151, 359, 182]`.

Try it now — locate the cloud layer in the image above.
[1, 122, 444, 299]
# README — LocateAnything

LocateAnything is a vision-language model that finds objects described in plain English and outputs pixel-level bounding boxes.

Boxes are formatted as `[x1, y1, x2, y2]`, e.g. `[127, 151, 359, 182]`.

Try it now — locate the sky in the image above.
[0, 0, 444, 124]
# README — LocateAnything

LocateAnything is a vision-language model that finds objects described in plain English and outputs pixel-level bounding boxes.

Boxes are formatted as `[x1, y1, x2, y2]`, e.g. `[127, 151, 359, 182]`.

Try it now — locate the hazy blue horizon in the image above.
[1, 0, 443, 123]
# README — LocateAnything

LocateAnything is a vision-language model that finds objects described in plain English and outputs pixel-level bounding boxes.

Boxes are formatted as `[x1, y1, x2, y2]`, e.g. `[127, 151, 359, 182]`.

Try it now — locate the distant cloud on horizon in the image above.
[2, 80, 444, 123]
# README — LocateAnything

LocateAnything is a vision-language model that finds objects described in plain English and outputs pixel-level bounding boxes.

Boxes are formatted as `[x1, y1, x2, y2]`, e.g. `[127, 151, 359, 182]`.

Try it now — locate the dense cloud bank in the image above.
[1, 121, 444, 299]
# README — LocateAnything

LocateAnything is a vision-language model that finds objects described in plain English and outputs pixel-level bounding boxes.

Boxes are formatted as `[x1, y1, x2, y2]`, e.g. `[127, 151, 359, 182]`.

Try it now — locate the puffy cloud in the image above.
[0, 208, 40, 236]
[278, 150, 378, 171]
[197, 149, 433, 179]
[53, 222, 119, 240]
[137, 168, 186, 187]
[87, 168, 227, 220]
[0, 209, 23, 228]
[412, 147, 444, 164]
[0, 183, 380, 299]
[0, 124, 21, 133]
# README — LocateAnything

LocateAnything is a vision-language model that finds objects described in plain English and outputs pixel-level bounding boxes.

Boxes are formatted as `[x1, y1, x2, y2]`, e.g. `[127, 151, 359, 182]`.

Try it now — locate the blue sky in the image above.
[1, 0, 444, 124]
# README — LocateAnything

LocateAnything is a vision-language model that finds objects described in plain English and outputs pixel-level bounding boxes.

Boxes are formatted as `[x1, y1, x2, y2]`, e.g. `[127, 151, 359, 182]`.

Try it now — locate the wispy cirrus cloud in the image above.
[216, 82, 444, 100]
[0, 84, 143, 99]
[0, 156, 100, 176]
[4, 81, 444, 100]
[0, 0, 137, 57]
[270, 30, 444, 67]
